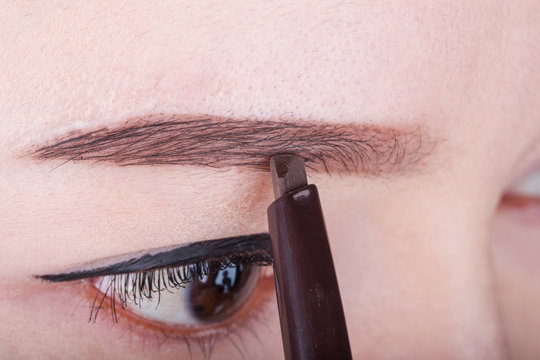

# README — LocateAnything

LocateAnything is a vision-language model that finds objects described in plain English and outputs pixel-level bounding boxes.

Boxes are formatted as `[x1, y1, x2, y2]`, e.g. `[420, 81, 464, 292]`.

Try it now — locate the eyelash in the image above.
[88, 251, 272, 322]
[84, 252, 274, 356]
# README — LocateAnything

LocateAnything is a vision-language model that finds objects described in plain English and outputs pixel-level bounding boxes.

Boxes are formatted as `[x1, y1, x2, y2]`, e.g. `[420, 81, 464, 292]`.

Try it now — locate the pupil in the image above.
[187, 261, 258, 322]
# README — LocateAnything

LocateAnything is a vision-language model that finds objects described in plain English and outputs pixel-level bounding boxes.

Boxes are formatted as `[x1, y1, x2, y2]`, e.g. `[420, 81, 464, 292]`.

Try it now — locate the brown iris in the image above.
[187, 262, 260, 322]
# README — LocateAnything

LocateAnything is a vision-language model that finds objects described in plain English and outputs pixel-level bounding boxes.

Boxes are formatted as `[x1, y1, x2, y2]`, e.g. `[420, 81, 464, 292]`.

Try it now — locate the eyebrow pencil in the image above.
[267, 154, 352, 360]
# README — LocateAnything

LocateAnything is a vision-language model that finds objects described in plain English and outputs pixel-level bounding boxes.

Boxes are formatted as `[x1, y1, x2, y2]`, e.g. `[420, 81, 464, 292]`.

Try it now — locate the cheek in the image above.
[0, 280, 111, 358]
[491, 202, 540, 358]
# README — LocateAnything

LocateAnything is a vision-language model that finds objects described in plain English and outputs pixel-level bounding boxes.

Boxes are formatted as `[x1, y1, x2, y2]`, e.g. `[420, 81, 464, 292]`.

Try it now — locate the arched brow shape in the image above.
[32, 114, 431, 175]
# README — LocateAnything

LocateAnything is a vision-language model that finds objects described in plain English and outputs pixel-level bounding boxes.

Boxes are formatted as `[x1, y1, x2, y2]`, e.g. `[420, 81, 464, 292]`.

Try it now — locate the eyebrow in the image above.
[32, 114, 432, 174]
[37, 233, 272, 282]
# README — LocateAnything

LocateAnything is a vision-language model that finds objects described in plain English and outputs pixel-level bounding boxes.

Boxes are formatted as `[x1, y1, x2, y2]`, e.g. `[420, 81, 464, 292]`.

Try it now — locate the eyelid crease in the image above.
[37, 233, 272, 282]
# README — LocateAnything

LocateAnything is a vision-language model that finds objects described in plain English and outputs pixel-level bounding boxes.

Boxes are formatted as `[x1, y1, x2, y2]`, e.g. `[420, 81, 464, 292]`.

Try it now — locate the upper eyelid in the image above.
[36, 233, 272, 282]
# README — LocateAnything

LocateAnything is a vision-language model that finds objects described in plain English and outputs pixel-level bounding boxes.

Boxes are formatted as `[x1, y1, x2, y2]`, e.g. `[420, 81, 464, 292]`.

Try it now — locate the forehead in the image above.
[1, 0, 539, 284]
[0, 1, 538, 157]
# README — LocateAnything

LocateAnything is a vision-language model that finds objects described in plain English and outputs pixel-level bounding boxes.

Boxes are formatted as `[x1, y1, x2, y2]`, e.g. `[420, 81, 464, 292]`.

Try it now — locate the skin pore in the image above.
[1, 1, 540, 359]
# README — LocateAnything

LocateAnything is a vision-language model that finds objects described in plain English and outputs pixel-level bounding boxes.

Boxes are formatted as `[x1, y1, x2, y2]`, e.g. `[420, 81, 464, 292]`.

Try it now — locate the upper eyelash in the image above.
[37, 233, 272, 282]
[89, 250, 273, 323]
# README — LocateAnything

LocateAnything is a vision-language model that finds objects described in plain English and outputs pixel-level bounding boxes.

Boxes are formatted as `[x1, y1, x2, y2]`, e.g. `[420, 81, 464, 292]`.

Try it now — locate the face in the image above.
[1, 1, 539, 359]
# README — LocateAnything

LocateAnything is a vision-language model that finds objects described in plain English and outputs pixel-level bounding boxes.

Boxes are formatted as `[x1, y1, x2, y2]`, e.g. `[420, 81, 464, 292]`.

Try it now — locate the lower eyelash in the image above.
[81, 257, 275, 359]
[124, 279, 275, 360]
[73, 281, 275, 359]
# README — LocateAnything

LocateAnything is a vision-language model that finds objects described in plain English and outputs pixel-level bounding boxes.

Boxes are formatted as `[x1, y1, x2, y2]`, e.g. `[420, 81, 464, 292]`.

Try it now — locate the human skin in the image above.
[1, 1, 539, 359]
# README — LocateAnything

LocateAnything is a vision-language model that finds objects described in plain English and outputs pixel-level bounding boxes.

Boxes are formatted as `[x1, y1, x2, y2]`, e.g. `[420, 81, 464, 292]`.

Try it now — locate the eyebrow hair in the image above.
[32, 114, 431, 174]
[37, 233, 272, 282]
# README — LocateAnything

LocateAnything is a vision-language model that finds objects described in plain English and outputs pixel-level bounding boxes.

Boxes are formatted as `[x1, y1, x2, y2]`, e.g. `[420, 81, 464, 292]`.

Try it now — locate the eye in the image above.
[37, 235, 276, 356]
[88, 257, 274, 343]
[491, 167, 540, 358]
[186, 262, 259, 323]
[93, 261, 262, 327]
[508, 168, 540, 197]
[501, 168, 540, 215]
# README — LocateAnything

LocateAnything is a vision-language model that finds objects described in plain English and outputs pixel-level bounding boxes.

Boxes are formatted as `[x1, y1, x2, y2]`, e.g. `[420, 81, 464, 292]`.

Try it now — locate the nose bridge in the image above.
[333, 198, 509, 359]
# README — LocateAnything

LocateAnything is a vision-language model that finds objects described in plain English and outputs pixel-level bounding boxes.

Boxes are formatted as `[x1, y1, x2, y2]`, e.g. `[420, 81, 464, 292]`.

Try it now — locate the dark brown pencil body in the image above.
[267, 183, 352, 360]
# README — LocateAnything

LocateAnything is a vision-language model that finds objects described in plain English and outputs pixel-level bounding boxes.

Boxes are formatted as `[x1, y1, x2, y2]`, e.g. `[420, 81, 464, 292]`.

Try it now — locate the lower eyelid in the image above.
[82, 267, 276, 355]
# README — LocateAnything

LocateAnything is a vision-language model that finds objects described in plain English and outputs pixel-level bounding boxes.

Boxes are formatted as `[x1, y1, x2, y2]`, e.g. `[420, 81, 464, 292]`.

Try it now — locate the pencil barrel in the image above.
[267, 184, 352, 360]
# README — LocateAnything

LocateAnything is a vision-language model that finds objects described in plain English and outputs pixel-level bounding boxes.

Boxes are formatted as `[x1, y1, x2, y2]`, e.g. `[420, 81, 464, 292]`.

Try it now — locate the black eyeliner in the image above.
[37, 233, 271, 282]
